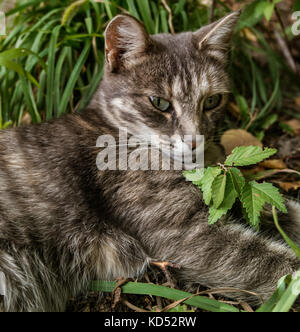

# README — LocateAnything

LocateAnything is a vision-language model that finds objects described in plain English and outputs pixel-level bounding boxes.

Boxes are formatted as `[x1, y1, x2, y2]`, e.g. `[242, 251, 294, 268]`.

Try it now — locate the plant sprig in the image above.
[184, 146, 287, 229]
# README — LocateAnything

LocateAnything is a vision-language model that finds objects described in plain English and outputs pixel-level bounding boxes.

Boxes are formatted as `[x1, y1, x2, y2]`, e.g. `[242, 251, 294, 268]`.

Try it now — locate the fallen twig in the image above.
[122, 299, 150, 312]
[161, 0, 175, 34]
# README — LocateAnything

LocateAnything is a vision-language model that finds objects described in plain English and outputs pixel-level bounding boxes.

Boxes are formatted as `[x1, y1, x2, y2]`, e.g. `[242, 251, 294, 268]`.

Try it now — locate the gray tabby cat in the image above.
[0, 12, 299, 312]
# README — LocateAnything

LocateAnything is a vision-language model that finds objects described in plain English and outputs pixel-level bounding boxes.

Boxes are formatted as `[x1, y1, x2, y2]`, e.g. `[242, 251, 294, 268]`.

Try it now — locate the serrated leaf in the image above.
[209, 174, 238, 225]
[225, 146, 277, 167]
[209, 206, 227, 225]
[229, 168, 245, 196]
[250, 182, 287, 213]
[183, 169, 205, 186]
[212, 174, 227, 208]
[201, 167, 222, 205]
[241, 182, 266, 229]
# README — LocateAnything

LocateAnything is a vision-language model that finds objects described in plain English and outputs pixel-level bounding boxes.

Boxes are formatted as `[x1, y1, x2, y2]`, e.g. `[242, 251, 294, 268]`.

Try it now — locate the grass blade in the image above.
[46, 25, 61, 120]
[90, 281, 240, 312]
[58, 41, 91, 116]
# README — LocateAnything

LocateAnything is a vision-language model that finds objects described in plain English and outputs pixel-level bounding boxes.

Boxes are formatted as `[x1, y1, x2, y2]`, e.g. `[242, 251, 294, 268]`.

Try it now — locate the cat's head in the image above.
[93, 12, 240, 166]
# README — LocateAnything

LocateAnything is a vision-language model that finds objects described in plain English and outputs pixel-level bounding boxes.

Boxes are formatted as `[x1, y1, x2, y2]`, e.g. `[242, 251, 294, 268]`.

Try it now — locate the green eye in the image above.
[203, 94, 222, 111]
[149, 96, 170, 112]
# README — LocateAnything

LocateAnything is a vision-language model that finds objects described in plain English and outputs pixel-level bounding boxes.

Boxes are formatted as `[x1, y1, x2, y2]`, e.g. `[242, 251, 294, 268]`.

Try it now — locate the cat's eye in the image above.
[203, 94, 222, 111]
[149, 96, 171, 112]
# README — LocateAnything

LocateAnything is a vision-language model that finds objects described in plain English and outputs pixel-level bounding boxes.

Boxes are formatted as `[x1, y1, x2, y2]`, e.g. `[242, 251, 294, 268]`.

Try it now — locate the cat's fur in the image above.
[0, 12, 299, 312]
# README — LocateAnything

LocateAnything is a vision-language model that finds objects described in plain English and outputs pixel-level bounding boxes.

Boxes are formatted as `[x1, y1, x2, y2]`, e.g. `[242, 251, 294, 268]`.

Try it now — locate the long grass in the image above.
[0, 0, 299, 312]
[0, 0, 299, 133]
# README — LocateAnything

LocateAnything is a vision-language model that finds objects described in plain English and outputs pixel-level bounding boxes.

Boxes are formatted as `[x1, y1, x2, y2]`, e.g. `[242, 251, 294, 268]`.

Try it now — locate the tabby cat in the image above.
[0, 12, 299, 312]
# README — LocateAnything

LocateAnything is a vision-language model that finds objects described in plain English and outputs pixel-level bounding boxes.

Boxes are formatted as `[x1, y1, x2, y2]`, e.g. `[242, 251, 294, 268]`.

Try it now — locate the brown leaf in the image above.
[260, 159, 287, 170]
[221, 129, 263, 155]
[284, 119, 300, 135]
[277, 181, 300, 192]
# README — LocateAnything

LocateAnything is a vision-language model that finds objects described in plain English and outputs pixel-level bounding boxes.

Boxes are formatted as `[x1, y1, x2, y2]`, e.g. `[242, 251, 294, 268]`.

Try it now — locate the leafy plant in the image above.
[184, 146, 287, 229]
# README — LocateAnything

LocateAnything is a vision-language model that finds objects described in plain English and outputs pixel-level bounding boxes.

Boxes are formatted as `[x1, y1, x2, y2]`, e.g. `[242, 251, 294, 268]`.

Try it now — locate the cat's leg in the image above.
[91, 227, 151, 281]
[145, 219, 300, 306]
[0, 228, 151, 312]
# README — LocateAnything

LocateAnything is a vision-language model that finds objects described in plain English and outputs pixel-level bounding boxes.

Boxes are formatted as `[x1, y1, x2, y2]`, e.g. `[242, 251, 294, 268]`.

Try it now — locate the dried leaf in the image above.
[284, 119, 300, 135]
[221, 129, 263, 155]
[260, 159, 287, 170]
[277, 181, 300, 192]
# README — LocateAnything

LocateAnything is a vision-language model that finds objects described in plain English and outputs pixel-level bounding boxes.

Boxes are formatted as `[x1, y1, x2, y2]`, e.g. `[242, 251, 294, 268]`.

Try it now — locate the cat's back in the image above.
[0, 113, 106, 245]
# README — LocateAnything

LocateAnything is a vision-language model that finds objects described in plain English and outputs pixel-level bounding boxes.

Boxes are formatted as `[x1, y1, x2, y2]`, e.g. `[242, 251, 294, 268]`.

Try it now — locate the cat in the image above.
[0, 11, 299, 312]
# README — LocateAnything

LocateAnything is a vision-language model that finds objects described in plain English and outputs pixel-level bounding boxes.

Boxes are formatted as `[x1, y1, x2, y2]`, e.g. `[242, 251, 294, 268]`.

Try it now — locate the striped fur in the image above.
[0, 12, 299, 311]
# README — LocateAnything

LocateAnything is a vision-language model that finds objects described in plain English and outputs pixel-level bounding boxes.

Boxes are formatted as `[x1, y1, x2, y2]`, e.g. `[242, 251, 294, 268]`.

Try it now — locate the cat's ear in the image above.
[104, 14, 152, 72]
[194, 11, 241, 53]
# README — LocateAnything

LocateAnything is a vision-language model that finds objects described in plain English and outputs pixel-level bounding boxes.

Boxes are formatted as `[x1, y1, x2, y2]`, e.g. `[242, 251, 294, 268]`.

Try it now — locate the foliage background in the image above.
[0, 0, 299, 137]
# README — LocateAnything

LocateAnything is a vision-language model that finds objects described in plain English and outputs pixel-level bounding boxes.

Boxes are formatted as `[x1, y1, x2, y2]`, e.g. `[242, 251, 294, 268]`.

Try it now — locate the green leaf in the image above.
[241, 180, 286, 230]
[225, 146, 277, 167]
[229, 168, 245, 197]
[264, 3, 274, 21]
[251, 182, 287, 213]
[200, 167, 222, 205]
[212, 174, 227, 208]
[183, 169, 205, 186]
[241, 182, 266, 229]
[209, 174, 238, 225]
